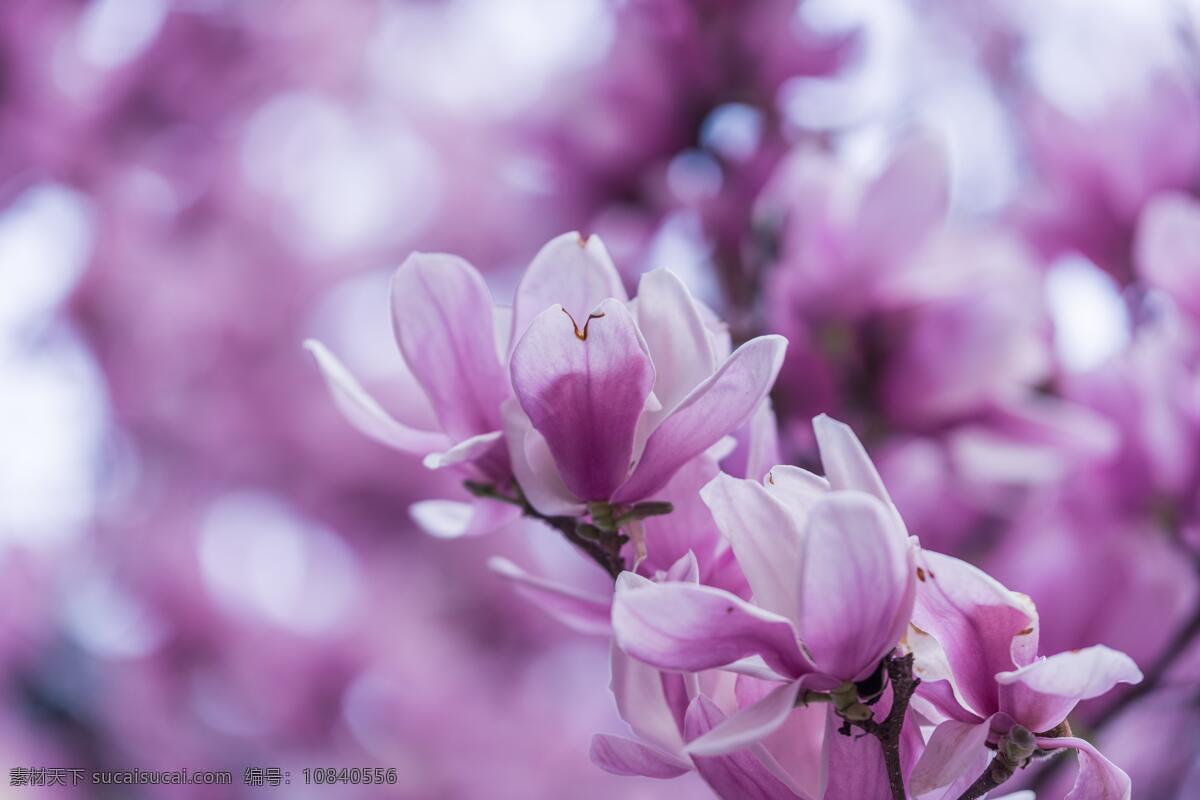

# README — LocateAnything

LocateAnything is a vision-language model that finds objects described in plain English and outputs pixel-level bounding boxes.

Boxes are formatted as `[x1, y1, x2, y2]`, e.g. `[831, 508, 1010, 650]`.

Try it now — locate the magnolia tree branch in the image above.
[955, 726, 1036, 800]
[464, 481, 629, 578]
[955, 769, 1006, 800]
[837, 653, 920, 800]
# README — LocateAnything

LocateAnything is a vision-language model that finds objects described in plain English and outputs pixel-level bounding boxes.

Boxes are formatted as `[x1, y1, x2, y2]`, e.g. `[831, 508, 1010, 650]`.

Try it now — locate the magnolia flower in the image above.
[507, 248, 786, 518]
[611, 416, 916, 772]
[306, 247, 517, 537]
[907, 550, 1143, 800]
[591, 552, 821, 800]
[308, 232, 786, 540]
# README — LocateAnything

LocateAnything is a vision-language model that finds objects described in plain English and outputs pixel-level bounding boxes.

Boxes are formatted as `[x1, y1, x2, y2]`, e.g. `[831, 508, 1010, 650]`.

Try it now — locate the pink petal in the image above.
[665, 550, 701, 583]
[487, 557, 612, 636]
[511, 298, 654, 501]
[391, 253, 509, 442]
[611, 646, 687, 754]
[409, 499, 521, 539]
[421, 430, 504, 469]
[852, 134, 948, 272]
[684, 696, 809, 800]
[907, 719, 992, 796]
[763, 465, 830, 509]
[511, 232, 627, 346]
[997, 645, 1142, 733]
[911, 550, 1036, 719]
[612, 573, 809, 679]
[589, 734, 691, 779]
[303, 340, 449, 453]
[614, 335, 787, 504]
[640, 453, 725, 577]
[812, 414, 905, 534]
[686, 680, 805, 756]
[636, 268, 717, 418]
[799, 492, 912, 682]
[500, 398, 585, 517]
[744, 399, 782, 483]
[700, 473, 804, 622]
[1035, 737, 1132, 800]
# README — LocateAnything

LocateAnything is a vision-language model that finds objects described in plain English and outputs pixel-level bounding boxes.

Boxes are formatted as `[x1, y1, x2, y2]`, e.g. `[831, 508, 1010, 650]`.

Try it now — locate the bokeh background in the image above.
[3, 0, 1200, 797]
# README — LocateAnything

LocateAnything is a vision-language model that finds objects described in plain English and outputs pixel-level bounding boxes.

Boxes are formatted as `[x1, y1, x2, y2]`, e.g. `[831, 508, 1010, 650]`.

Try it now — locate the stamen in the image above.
[561, 307, 606, 341]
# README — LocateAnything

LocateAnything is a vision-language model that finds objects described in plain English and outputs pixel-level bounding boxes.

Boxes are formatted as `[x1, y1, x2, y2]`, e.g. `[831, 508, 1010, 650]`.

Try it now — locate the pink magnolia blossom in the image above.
[908, 550, 1142, 800]
[508, 257, 785, 515]
[309, 232, 786, 536]
[611, 416, 916, 770]
[592, 552, 824, 799]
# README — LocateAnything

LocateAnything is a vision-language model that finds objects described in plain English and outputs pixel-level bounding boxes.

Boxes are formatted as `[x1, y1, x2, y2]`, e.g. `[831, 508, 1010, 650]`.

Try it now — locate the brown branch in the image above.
[957, 726, 1037, 800]
[465, 481, 627, 578]
[838, 653, 921, 800]
[955, 768, 1006, 800]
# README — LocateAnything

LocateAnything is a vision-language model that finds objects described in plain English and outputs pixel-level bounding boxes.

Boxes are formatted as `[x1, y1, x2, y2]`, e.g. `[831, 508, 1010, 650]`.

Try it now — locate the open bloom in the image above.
[611, 416, 916, 767]
[305, 241, 520, 536]
[507, 258, 786, 517]
[589, 552, 820, 800]
[307, 231, 785, 536]
[907, 550, 1143, 800]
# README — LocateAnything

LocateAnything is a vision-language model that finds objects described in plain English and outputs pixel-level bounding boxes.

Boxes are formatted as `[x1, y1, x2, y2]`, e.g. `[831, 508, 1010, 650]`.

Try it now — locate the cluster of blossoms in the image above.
[309, 234, 1143, 799]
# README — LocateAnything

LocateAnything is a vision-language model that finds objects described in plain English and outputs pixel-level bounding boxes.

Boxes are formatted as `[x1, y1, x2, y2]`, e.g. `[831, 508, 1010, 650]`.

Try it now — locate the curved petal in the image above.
[799, 492, 913, 682]
[636, 268, 717, 417]
[812, 414, 905, 535]
[303, 340, 449, 453]
[500, 398, 584, 517]
[614, 335, 787, 504]
[764, 465, 830, 510]
[640, 454, 725, 577]
[1035, 737, 1131, 800]
[487, 557, 612, 636]
[612, 573, 810, 679]
[391, 253, 508, 441]
[421, 430, 504, 469]
[511, 232, 627, 345]
[589, 734, 691, 779]
[409, 499, 520, 539]
[907, 719, 992, 796]
[997, 645, 1143, 733]
[701, 473, 804, 622]
[911, 550, 1035, 719]
[684, 696, 810, 800]
[686, 680, 805, 756]
[665, 550, 701, 584]
[511, 299, 654, 501]
[611, 645, 687, 753]
[744, 399, 782, 483]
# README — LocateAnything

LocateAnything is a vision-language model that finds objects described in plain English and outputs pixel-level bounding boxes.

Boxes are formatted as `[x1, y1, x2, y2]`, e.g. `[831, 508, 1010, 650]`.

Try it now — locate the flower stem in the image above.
[955, 726, 1037, 800]
[840, 653, 920, 800]
[464, 481, 628, 578]
[954, 769, 1006, 800]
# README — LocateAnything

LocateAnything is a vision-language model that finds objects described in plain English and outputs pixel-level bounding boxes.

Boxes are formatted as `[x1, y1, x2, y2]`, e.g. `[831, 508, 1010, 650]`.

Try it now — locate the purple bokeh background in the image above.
[2, 0, 1199, 797]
